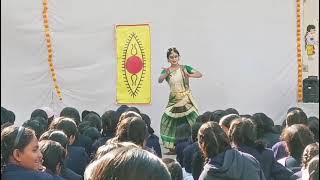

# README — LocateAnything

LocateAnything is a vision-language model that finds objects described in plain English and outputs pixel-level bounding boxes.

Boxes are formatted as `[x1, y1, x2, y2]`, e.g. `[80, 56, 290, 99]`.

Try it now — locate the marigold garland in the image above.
[42, 0, 62, 101]
[296, 0, 303, 102]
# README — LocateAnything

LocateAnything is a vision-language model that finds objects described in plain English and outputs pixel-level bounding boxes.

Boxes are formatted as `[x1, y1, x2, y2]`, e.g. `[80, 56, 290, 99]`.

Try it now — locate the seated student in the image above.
[39, 140, 66, 180]
[308, 116, 319, 142]
[175, 124, 192, 163]
[76, 121, 94, 154]
[225, 107, 239, 115]
[40, 107, 55, 125]
[60, 107, 81, 126]
[252, 113, 280, 148]
[31, 109, 49, 129]
[278, 124, 315, 173]
[1, 126, 54, 180]
[49, 117, 90, 177]
[218, 114, 240, 135]
[197, 122, 265, 180]
[107, 111, 141, 144]
[142, 113, 162, 158]
[39, 130, 82, 180]
[91, 110, 117, 155]
[88, 146, 171, 180]
[211, 109, 226, 123]
[22, 118, 46, 139]
[84, 142, 139, 180]
[228, 118, 293, 180]
[83, 127, 101, 147]
[162, 158, 183, 180]
[303, 155, 319, 180]
[182, 122, 202, 175]
[290, 142, 319, 180]
[272, 109, 308, 160]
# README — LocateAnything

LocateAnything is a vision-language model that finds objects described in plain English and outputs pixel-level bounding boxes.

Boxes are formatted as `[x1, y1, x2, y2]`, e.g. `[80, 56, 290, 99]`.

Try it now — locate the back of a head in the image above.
[1, 107, 9, 125]
[286, 110, 308, 127]
[162, 158, 183, 180]
[60, 107, 81, 125]
[228, 118, 257, 148]
[94, 142, 139, 161]
[83, 127, 101, 142]
[307, 155, 319, 180]
[48, 130, 69, 149]
[22, 119, 46, 139]
[112, 116, 144, 144]
[6, 111, 15, 124]
[119, 111, 141, 123]
[127, 117, 147, 146]
[211, 110, 226, 123]
[191, 122, 203, 142]
[281, 124, 315, 159]
[252, 113, 274, 133]
[141, 113, 154, 134]
[101, 110, 118, 134]
[308, 117, 319, 142]
[302, 143, 319, 169]
[219, 114, 240, 129]
[175, 123, 191, 142]
[49, 117, 78, 139]
[125, 106, 141, 115]
[202, 111, 214, 123]
[198, 121, 231, 159]
[90, 147, 171, 180]
[225, 108, 239, 115]
[83, 113, 102, 132]
[115, 105, 129, 122]
[39, 140, 66, 174]
[31, 109, 48, 120]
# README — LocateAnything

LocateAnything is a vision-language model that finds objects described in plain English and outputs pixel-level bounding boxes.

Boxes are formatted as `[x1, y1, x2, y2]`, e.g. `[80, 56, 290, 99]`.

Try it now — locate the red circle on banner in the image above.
[125, 56, 143, 74]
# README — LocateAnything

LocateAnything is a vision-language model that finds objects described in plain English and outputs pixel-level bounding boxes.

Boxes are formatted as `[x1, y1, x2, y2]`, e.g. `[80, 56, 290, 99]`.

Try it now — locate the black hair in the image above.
[219, 114, 240, 129]
[101, 110, 118, 135]
[211, 110, 227, 123]
[308, 117, 319, 142]
[229, 118, 265, 152]
[91, 147, 171, 180]
[49, 117, 78, 139]
[162, 158, 183, 180]
[40, 130, 68, 149]
[39, 140, 66, 175]
[141, 113, 154, 134]
[31, 109, 48, 120]
[115, 105, 129, 122]
[282, 124, 315, 160]
[83, 112, 102, 132]
[225, 108, 239, 115]
[60, 107, 81, 126]
[252, 113, 274, 133]
[198, 122, 231, 160]
[202, 111, 214, 122]
[175, 123, 191, 143]
[286, 109, 308, 127]
[167, 47, 180, 59]
[191, 122, 203, 142]
[127, 117, 147, 146]
[125, 106, 141, 115]
[6, 111, 15, 124]
[22, 119, 46, 139]
[1, 126, 35, 173]
[83, 127, 101, 142]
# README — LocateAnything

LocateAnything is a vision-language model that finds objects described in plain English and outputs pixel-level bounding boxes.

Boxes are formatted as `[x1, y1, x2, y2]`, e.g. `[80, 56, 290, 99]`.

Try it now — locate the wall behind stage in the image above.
[1, 0, 298, 135]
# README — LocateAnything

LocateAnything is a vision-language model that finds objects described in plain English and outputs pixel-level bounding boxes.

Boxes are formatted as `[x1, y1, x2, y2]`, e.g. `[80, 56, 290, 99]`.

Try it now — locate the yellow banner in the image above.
[115, 24, 151, 104]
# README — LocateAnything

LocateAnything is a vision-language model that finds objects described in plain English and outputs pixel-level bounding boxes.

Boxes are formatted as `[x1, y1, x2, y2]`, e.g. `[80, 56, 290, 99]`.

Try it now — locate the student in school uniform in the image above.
[1, 126, 54, 180]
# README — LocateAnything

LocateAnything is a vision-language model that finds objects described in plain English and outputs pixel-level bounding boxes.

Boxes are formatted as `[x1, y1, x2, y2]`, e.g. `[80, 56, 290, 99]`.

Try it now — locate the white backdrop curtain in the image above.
[2, 0, 298, 135]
